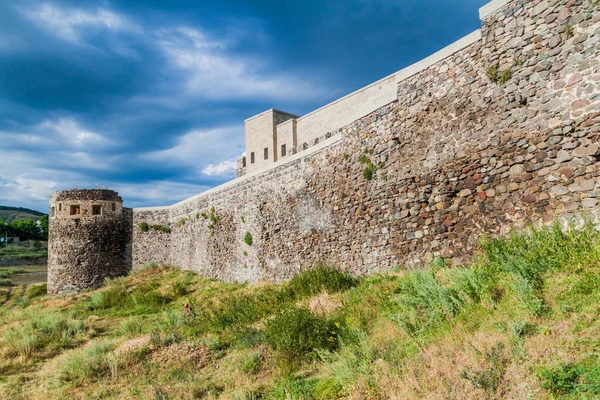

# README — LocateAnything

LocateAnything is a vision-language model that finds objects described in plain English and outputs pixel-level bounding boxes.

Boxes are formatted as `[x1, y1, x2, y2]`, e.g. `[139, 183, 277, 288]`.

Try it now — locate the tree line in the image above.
[0, 215, 48, 242]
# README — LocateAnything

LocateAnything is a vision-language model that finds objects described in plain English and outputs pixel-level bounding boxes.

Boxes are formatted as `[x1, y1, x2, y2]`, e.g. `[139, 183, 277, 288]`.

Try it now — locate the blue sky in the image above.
[0, 0, 488, 212]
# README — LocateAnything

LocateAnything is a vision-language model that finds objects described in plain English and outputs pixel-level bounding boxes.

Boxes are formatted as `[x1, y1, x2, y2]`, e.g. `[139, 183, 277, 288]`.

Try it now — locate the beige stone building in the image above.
[243, 109, 298, 174]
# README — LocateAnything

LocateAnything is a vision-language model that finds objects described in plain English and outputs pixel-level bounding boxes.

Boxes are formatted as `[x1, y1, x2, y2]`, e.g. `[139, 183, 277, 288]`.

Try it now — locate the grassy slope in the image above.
[1, 223, 600, 399]
[0, 206, 45, 223]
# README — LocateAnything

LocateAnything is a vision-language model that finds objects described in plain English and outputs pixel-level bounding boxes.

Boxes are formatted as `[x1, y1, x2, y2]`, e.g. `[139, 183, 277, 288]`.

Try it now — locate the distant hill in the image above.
[0, 206, 46, 223]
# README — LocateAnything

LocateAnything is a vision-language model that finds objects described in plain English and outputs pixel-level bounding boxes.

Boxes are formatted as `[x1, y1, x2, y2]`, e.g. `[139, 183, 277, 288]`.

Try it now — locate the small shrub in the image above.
[55, 339, 117, 386]
[317, 328, 377, 393]
[359, 154, 370, 164]
[205, 294, 266, 329]
[178, 217, 188, 228]
[392, 270, 465, 335]
[264, 307, 339, 360]
[562, 24, 574, 39]
[538, 362, 581, 395]
[363, 163, 376, 180]
[268, 377, 318, 399]
[172, 280, 188, 297]
[208, 207, 220, 235]
[343, 153, 349, 160]
[486, 65, 512, 85]
[132, 287, 170, 307]
[240, 353, 262, 374]
[313, 376, 344, 399]
[233, 327, 263, 349]
[509, 320, 536, 340]
[485, 65, 498, 82]
[243, 232, 253, 246]
[151, 225, 171, 233]
[460, 342, 508, 396]
[120, 317, 145, 337]
[452, 267, 490, 303]
[289, 266, 357, 298]
[430, 256, 449, 270]
[131, 261, 158, 275]
[88, 285, 130, 310]
[4, 311, 85, 357]
[141, 224, 172, 234]
[26, 283, 47, 299]
[498, 68, 512, 85]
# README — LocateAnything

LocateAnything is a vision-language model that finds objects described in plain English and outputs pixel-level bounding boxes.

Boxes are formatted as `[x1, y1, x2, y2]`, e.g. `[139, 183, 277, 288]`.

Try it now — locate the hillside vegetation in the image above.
[0, 206, 45, 223]
[1, 222, 600, 399]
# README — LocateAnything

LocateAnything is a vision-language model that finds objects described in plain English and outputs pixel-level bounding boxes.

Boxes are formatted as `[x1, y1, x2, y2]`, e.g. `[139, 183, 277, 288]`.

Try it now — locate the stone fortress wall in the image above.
[52, 0, 600, 290]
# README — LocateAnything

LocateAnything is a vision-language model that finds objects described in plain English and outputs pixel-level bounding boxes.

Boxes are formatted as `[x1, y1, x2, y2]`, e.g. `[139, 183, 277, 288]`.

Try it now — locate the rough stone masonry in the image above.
[49, 0, 600, 293]
[48, 190, 132, 295]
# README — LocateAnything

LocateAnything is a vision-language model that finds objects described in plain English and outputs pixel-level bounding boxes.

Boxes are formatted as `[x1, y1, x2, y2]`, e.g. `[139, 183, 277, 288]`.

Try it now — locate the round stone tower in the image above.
[48, 189, 132, 296]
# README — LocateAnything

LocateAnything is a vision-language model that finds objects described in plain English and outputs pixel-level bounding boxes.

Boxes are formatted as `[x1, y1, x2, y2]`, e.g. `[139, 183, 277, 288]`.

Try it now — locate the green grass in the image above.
[1, 222, 600, 399]
[0, 268, 26, 279]
[3, 310, 86, 358]
[0, 245, 47, 260]
[55, 339, 118, 386]
[288, 265, 357, 298]
[264, 307, 340, 361]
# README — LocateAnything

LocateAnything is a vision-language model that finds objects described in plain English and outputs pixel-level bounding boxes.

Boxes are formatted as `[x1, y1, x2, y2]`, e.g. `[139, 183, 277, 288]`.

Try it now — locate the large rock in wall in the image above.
[133, 0, 600, 281]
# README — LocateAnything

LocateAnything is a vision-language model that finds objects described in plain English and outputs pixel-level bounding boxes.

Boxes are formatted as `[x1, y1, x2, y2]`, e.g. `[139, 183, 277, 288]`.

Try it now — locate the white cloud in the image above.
[155, 26, 330, 101]
[141, 126, 243, 172]
[19, 4, 332, 101]
[39, 118, 115, 148]
[202, 158, 237, 176]
[21, 3, 140, 45]
[0, 150, 80, 210]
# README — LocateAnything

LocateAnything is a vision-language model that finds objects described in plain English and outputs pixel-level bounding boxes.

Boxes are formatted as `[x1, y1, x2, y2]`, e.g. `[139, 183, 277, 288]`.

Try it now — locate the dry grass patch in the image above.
[304, 292, 342, 316]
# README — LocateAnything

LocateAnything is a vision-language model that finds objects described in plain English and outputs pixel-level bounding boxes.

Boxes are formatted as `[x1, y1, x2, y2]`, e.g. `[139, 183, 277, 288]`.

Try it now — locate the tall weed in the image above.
[264, 307, 339, 361]
[289, 266, 357, 298]
[3, 311, 85, 357]
[55, 339, 117, 386]
[392, 270, 464, 335]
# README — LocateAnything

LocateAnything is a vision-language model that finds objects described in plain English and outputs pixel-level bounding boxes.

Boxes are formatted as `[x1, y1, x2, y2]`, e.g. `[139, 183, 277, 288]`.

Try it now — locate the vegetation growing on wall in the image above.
[139, 222, 171, 234]
[485, 65, 512, 85]
[243, 232, 253, 246]
[208, 207, 220, 236]
[177, 216, 192, 228]
[359, 149, 385, 181]
[562, 24, 574, 39]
